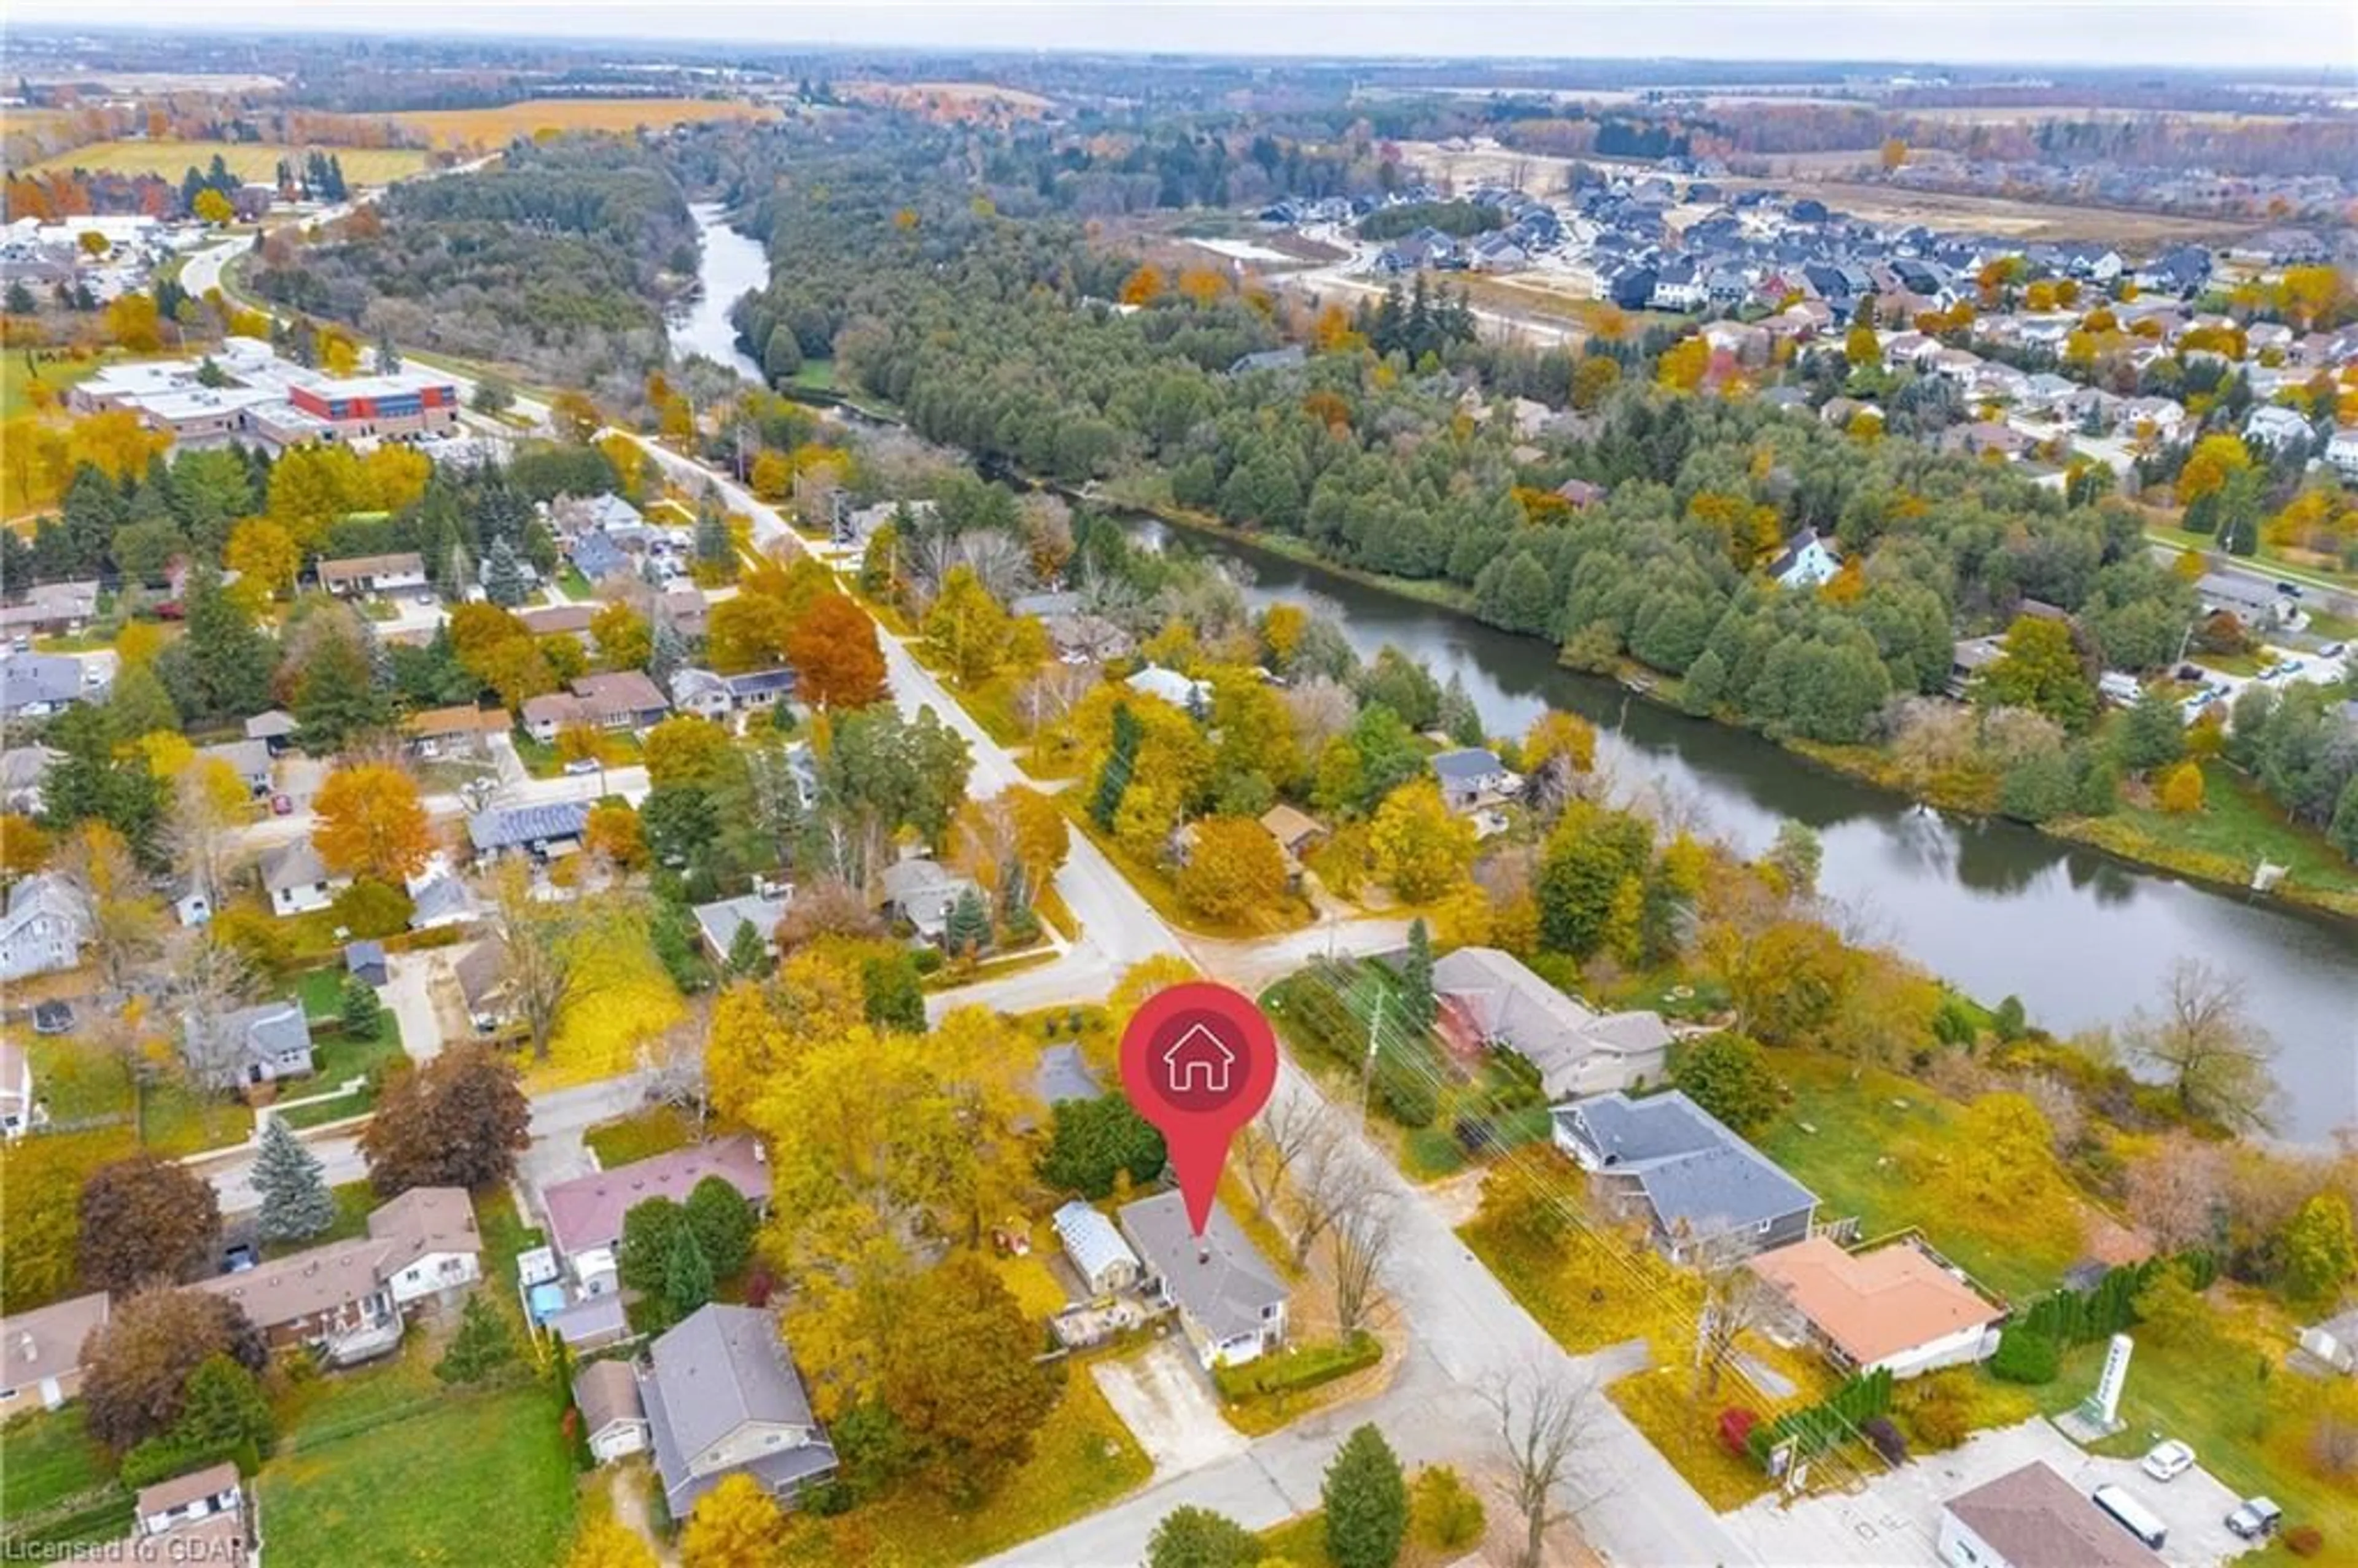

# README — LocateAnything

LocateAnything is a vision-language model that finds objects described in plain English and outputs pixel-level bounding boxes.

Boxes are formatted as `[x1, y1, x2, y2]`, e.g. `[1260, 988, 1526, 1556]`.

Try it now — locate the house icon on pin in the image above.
[1162, 1022, 1235, 1095]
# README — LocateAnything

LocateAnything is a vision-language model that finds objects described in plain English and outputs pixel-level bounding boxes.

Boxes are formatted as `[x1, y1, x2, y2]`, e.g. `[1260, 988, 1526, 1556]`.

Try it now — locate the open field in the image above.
[838, 80, 1054, 121]
[27, 141, 428, 185]
[1720, 177, 2243, 246]
[387, 98, 781, 148]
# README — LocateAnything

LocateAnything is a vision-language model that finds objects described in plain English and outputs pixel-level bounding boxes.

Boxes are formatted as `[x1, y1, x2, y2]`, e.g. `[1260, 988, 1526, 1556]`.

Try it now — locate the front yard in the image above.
[524, 923, 688, 1090]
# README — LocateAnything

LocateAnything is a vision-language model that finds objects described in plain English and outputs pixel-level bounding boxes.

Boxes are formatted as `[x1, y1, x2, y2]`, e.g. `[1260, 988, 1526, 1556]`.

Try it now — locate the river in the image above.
[674, 206, 2358, 1141]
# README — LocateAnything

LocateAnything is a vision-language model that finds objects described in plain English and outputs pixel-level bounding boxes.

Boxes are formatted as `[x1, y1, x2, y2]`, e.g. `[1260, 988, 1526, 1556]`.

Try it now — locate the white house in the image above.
[1429, 748, 1520, 812]
[2325, 425, 2358, 480]
[1938, 1461, 2163, 1568]
[0, 873, 90, 982]
[2244, 403, 2316, 451]
[1118, 1190, 1288, 1368]
[260, 838, 351, 917]
[0, 1038, 39, 1138]
[1768, 529, 1842, 589]
[2298, 1306, 2358, 1375]
[1126, 663, 1212, 712]
[1749, 1236, 2004, 1379]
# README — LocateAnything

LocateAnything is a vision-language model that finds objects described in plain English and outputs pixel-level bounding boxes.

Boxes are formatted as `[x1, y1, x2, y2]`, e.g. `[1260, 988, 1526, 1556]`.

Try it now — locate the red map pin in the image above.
[1119, 980, 1279, 1238]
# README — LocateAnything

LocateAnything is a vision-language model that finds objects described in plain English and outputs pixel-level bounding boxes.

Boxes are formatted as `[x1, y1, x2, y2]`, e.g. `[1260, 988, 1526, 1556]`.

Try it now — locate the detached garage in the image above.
[574, 1359, 648, 1464]
[1053, 1200, 1142, 1298]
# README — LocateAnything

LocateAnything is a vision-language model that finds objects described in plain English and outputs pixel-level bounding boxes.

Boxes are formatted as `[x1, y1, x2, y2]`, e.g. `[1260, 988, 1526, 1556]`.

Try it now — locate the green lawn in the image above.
[2144, 524, 2356, 592]
[2055, 759, 2358, 918]
[0, 1407, 129, 1549]
[476, 1186, 545, 1295]
[23, 1038, 134, 1127]
[1755, 1054, 2082, 1302]
[260, 1346, 577, 1568]
[556, 565, 594, 601]
[263, 1181, 380, 1260]
[0, 352, 107, 421]
[582, 1104, 698, 1169]
[2029, 1292, 2357, 1551]
[139, 1077, 253, 1156]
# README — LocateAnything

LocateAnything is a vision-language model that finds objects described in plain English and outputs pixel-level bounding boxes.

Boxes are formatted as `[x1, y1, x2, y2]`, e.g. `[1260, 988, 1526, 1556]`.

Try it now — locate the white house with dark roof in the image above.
[181, 999, 316, 1090]
[1552, 1090, 1818, 1262]
[1126, 663, 1212, 712]
[1429, 748, 1519, 813]
[0, 873, 90, 981]
[639, 1303, 838, 1516]
[877, 856, 984, 948]
[1768, 529, 1842, 589]
[1118, 1190, 1288, 1368]
[691, 891, 793, 964]
[467, 800, 591, 860]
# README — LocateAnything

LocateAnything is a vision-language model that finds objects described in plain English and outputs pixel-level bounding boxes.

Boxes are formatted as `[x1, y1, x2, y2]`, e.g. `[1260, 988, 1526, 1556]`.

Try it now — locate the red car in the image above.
[270, 794, 294, 816]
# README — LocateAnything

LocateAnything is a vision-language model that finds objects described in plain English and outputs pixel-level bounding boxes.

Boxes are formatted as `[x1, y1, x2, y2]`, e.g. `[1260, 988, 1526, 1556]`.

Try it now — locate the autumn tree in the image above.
[680, 1473, 785, 1568]
[785, 592, 887, 709]
[482, 859, 604, 1061]
[79, 1154, 221, 1293]
[2123, 958, 2279, 1133]
[1977, 615, 2094, 732]
[564, 1517, 658, 1568]
[1670, 1031, 1780, 1137]
[360, 1046, 531, 1197]
[1371, 779, 1478, 902]
[2283, 1192, 2356, 1305]
[881, 1253, 1062, 1502]
[922, 565, 1015, 688]
[312, 764, 434, 884]
[1177, 817, 1288, 923]
[81, 1288, 267, 1451]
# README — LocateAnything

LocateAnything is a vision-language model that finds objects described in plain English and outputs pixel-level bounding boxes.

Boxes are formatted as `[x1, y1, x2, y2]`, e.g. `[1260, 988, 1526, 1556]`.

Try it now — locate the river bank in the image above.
[1111, 481, 2358, 923]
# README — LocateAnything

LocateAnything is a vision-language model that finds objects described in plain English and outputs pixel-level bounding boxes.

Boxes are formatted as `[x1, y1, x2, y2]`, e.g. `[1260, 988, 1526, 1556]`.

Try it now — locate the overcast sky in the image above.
[7, 2, 2356, 74]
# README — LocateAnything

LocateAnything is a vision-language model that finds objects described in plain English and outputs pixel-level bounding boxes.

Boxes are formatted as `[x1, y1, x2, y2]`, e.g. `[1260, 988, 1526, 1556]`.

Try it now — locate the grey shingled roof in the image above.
[467, 801, 591, 852]
[1429, 748, 1504, 783]
[1118, 1190, 1286, 1344]
[259, 837, 333, 893]
[640, 1305, 834, 1513]
[1555, 1091, 1817, 1236]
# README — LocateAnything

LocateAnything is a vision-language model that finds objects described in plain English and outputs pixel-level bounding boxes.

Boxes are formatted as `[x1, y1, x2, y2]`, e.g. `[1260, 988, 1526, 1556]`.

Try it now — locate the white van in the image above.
[2092, 1484, 2168, 1550]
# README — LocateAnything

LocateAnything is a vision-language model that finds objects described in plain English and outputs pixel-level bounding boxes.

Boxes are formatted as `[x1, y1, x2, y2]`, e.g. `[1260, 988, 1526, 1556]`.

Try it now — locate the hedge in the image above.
[1213, 1333, 1382, 1403]
[1989, 1325, 2061, 1384]
[1746, 1367, 1894, 1469]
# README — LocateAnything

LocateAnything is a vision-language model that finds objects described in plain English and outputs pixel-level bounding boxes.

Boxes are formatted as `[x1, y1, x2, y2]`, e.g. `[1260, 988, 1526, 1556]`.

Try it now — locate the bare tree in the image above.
[1329, 1197, 1396, 1337]
[1287, 1126, 1378, 1270]
[636, 1004, 712, 1135]
[952, 530, 1033, 605]
[1236, 1092, 1323, 1224]
[171, 934, 263, 1092]
[53, 825, 164, 999]
[1482, 1364, 1602, 1568]
[2124, 958, 2281, 1133]
[480, 860, 602, 1062]
[1016, 662, 1093, 740]
[2123, 1133, 2228, 1254]
[1283, 677, 1359, 751]
[1692, 1233, 1784, 1397]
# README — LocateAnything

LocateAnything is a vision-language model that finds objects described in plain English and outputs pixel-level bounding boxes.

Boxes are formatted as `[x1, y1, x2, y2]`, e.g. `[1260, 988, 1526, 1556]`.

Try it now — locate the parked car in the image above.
[2141, 1438, 2197, 1482]
[31, 1001, 74, 1036]
[562, 758, 601, 775]
[2274, 581, 2305, 599]
[222, 1243, 257, 1274]
[270, 793, 294, 815]
[2319, 642, 2347, 659]
[2225, 1497, 2282, 1540]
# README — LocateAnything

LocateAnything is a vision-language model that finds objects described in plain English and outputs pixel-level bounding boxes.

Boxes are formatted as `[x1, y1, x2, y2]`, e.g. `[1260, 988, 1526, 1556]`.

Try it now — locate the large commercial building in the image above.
[69, 337, 457, 451]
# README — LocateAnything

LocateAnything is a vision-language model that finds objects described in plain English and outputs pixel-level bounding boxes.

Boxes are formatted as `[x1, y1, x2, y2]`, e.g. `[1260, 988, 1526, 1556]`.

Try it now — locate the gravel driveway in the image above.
[1091, 1341, 1247, 1475]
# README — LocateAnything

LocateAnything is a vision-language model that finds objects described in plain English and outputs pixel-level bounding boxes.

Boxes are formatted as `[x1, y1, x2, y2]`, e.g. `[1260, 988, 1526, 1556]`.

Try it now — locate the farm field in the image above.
[387, 98, 782, 148]
[1718, 177, 2239, 245]
[26, 141, 428, 185]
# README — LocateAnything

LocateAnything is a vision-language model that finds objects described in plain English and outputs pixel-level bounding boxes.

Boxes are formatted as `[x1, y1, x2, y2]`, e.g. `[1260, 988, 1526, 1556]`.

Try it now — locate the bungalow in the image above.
[1938, 1461, 2165, 1568]
[539, 1137, 771, 1294]
[260, 838, 351, 917]
[0, 578, 100, 637]
[406, 858, 478, 931]
[877, 856, 985, 948]
[2119, 395, 2189, 444]
[182, 999, 315, 1090]
[196, 1187, 480, 1364]
[2195, 572, 2290, 629]
[691, 891, 793, 963]
[120, 1463, 255, 1567]
[521, 672, 671, 742]
[670, 667, 797, 724]
[1127, 663, 1212, 713]
[551, 492, 646, 540]
[405, 704, 507, 759]
[196, 738, 273, 798]
[0, 1289, 109, 1417]
[1554, 478, 1609, 510]
[1053, 1199, 1143, 1297]
[1430, 748, 1519, 812]
[1, 651, 101, 719]
[519, 604, 598, 648]
[1118, 1190, 1288, 1368]
[0, 872, 90, 982]
[467, 801, 591, 861]
[1432, 946, 1670, 1099]
[576, 1359, 650, 1464]
[659, 587, 710, 642]
[1767, 529, 1842, 589]
[642, 1305, 838, 1516]
[569, 529, 632, 583]
[0, 1038, 35, 1139]
[1551, 1090, 1819, 1261]
[1258, 803, 1329, 863]
[1039, 610, 1134, 666]
[1749, 1235, 2005, 1379]
[317, 552, 428, 598]
[1945, 421, 2034, 462]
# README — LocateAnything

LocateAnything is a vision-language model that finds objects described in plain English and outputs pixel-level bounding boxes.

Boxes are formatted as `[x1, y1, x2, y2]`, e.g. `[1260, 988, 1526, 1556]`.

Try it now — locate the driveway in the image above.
[1718, 1415, 2247, 1568]
[1092, 1342, 1247, 1475]
[379, 949, 450, 1063]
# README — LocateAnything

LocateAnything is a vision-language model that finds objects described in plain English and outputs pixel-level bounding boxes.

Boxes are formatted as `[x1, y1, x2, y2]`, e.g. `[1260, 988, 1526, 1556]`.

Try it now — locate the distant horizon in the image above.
[5, 4, 2356, 77]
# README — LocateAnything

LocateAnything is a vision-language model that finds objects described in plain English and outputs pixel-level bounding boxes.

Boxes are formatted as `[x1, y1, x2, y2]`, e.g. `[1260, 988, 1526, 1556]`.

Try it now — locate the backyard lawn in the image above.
[263, 1181, 380, 1260]
[1755, 1054, 2083, 1303]
[2056, 759, 2358, 918]
[260, 1346, 577, 1568]
[23, 1037, 134, 1127]
[0, 1407, 130, 1550]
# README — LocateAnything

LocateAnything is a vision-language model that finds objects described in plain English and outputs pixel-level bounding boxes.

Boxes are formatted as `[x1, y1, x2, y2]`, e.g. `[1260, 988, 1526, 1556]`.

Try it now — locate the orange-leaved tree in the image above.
[786, 593, 888, 710]
[312, 764, 434, 885]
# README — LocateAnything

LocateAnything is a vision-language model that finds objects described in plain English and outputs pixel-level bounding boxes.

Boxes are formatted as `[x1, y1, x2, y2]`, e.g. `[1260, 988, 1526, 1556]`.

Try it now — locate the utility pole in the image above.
[1359, 989, 1385, 1133]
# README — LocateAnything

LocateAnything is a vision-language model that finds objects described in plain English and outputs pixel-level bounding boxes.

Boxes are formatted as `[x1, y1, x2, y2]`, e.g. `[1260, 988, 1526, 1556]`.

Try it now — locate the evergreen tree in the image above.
[1398, 918, 1436, 1031]
[1322, 1424, 1409, 1568]
[693, 503, 736, 579]
[340, 974, 379, 1039]
[726, 918, 770, 978]
[434, 1294, 519, 1384]
[1437, 672, 1483, 747]
[661, 1221, 715, 1322]
[374, 328, 400, 373]
[483, 538, 526, 607]
[765, 324, 803, 384]
[944, 886, 991, 957]
[176, 565, 277, 720]
[648, 615, 688, 689]
[251, 1117, 338, 1245]
[292, 625, 389, 752]
[683, 1176, 757, 1278]
[1088, 702, 1143, 830]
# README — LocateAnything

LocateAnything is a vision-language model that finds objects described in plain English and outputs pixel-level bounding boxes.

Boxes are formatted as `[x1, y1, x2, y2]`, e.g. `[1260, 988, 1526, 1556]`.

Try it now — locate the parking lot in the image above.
[1718, 1415, 2248, 1567]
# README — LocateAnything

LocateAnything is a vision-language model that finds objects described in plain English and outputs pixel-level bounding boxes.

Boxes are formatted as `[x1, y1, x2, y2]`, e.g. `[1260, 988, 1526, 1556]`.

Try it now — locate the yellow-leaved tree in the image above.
[1370, 779, 1477, 904]
[1176, 817, 1288, 923]
[311, 764, 434, 885]
[679, 1473, 784, 1568]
